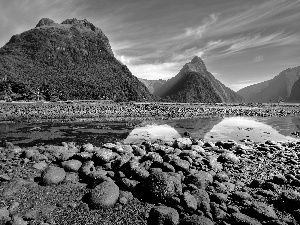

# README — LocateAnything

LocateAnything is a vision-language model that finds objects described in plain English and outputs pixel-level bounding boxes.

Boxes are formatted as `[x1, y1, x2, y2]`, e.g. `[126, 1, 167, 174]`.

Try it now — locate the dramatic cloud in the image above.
[201, 31, 300, 59]
[0, 0, 299, 91]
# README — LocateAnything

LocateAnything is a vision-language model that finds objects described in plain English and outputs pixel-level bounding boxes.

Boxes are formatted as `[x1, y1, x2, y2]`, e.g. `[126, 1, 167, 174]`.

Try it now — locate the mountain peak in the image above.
[191, 56, 204, 64]
[61, 18, 99, 32]
[36, 18, 100, 33]
[36, 18, 57, 27]
[183, 56, 206, 73]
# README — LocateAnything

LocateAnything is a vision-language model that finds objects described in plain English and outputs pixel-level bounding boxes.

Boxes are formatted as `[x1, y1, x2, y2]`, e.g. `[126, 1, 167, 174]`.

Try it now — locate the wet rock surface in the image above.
[1, 136, 300, 224]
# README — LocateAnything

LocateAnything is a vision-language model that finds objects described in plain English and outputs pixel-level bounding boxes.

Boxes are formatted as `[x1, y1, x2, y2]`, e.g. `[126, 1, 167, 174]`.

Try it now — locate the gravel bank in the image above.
[1, 102, 300, 123]
[1, 136, 300, 224]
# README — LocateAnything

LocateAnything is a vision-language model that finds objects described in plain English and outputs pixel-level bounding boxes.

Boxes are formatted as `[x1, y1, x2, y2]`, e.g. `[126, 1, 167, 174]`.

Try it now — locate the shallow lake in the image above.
[1, 116, 300, 147]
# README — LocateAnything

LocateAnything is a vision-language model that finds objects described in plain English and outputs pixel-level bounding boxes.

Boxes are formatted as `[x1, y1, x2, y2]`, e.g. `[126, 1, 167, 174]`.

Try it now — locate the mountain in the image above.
[288, 74, 300, 102]
[237, 80, 270, 102]
[153, 56, 244, 103]
[237, 66, 300, 103]
[0, 18, 155, 102]
[138, 78, 166, 94]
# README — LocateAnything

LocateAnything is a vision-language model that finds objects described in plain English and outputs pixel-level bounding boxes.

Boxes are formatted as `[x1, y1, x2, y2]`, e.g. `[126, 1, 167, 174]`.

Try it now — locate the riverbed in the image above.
[1, 116, 299, 147]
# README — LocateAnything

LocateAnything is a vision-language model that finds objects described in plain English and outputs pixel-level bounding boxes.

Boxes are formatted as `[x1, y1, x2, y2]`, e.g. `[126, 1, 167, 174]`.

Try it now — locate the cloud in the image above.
[191, 0, 300, 38]
[201, 31, 300, 60]
[230, 79, 263, 91]
[127, 62, 181, 80]
[184, 13, 218, 37]
[253, 55, 264, 63]
[165, 0, 300, 63]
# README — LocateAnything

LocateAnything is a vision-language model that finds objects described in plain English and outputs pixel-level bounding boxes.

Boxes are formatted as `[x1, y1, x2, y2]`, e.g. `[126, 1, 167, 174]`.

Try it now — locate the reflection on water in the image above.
[203, 117, 300, 143]
[124, 124, 181, 144]
[0, 116, 300, 147]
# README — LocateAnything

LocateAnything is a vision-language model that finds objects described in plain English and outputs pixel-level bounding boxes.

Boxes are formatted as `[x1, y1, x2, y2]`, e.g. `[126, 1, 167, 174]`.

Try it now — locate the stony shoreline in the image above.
[1, 102, 300, 123]
[1, 136, 300, 224]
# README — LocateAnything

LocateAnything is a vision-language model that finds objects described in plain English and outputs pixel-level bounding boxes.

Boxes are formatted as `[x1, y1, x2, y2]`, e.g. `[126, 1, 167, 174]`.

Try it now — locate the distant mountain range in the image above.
[237, 66, 300, 103]
[138, 78, 166, 94]
[151, 56, 244, 103]
[0, 18, 155, 102]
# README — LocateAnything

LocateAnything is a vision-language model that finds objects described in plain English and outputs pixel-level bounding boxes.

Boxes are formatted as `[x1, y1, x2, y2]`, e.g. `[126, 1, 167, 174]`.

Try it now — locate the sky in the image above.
[0, 0, 300, 91]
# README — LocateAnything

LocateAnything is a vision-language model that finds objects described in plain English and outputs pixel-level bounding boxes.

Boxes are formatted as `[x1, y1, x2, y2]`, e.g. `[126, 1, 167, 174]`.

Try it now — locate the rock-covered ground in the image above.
[1, 136, 300, 224]
[1, 102, 300, 122]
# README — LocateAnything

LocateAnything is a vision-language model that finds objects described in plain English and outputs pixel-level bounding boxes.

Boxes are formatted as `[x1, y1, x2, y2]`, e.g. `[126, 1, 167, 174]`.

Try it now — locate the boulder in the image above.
[145, 171, 182, 202]
[32, 161, 48, 170]
[31, 153, 48, 162]
[119, 178, 140, 191]
[64, 172, 80, 183]
[111, 153, 132, 170]
[61, 160, 82, 172]
[132, 145, 146, 156]
[246, 201, 277, 221]
[75, 152, 93, 161]
[0, 207, 10, 225]
[232, 191, 252, 202]
[87, 181, 119, 209]
[145, 152, 163, 163]
[231, 213, 262, 225]
[10, 215, 28, 225]
[130, 164, 150, 181]
[191, 189, 211, 216]
[78, 161, 95, 179]
[118, 190, 133, 205]
[93, 148, 118, 164]
[183, 191, 197, 211]
[180, 215, 214, 225]
[81, 143, 94, 152]
[185, 171, 213, 189]
[44, 145, 75, 161]
[148, 206, 179, 225]
[41, 166, 66, 185]
[174, 138, 192, 150]
[170, 158, 190, 172]
[87, 170, 111, 184]
[191, 145, 205, 154]
[218, 152, 239, 163]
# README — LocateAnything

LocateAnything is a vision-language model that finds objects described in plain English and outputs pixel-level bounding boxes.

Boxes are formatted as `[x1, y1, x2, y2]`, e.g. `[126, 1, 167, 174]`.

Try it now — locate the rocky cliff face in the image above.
[154, 56, 244, 103]
[138, 78, 166, 94]
[0, 18, 155, 102]
[237, 67, 300, 103]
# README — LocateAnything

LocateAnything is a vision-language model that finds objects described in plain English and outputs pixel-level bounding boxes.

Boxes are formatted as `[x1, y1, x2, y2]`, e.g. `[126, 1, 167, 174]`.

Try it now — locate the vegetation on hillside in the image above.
[0, 18, 155, 102]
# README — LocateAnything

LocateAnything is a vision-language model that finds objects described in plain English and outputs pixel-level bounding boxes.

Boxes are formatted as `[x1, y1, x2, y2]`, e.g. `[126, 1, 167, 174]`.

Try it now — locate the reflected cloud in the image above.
[1, 117, 300, 147]
[204, 117, 300, 142]
[125, 116, 300, 144]
[124, 124, 181, 144]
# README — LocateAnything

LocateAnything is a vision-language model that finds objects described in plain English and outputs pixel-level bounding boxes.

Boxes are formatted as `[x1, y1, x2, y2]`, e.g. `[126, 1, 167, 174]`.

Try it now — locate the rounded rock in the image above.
[61, 160, 82, 172]
[145, 171, 182, 202]
[148, 206, 179, 225]
[180, 215, 214, 225]
[87, 181, 119, 209]
[41, 166, 66, 186]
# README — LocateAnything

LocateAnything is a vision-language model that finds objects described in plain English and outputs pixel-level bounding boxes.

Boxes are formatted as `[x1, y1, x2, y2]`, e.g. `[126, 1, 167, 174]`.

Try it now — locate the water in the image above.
[1, 116, 300, 147]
